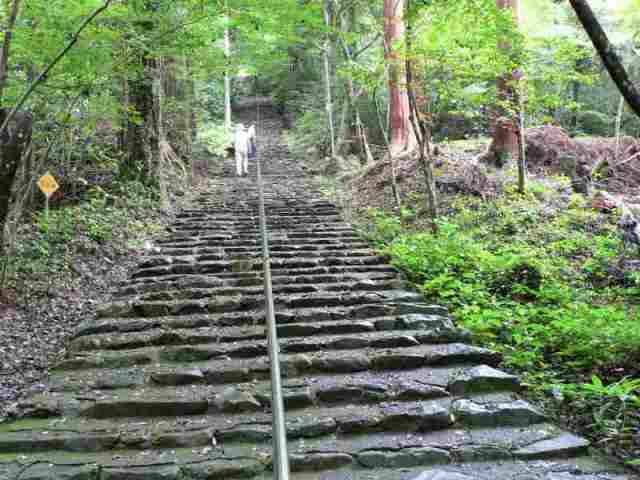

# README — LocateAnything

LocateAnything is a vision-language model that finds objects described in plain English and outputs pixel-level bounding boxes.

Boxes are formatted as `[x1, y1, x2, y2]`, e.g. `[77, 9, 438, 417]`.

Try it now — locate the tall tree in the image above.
[405, 0, 437, 229]
[224, 0, 232, 133]
[323, 0, 336, 157]
[384, 0, 414, 155]
[120, 1, 161, 184]
[479, 0, 521, 168]
[0, 0, 20, 103]
[568, 0, 640, 118]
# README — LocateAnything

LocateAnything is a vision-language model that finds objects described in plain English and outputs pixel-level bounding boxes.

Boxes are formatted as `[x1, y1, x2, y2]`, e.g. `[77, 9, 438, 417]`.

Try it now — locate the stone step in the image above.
[95, 289, 423, 319]
[154, 233, 365, 248]
[148, 236, 371, 250]
[121, 279, 402, 304]
[130, 255, 391, 279]
[169, 219, 349, 229]
[56, 342, 501, 376]
[69, 322, 468, 354]
[76, 305, 448, 339]
[136, 249, 380, 270]
[144, 242, 373, 257]
[3, 394, 548, 454]
[0, 423, 593, 479]
[47, 364, 519, 410]
[116, 271, 397, 297]
[126, 264, 398, 288]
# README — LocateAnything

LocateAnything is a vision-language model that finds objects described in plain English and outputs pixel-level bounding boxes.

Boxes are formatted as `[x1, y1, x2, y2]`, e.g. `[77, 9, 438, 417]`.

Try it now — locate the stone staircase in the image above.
[0, 104, 633, 480]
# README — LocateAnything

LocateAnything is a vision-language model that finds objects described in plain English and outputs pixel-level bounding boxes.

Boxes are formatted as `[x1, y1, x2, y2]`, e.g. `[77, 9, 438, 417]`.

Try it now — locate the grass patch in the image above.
[358, 178, 640, 463]
[1, 179, 166, 294]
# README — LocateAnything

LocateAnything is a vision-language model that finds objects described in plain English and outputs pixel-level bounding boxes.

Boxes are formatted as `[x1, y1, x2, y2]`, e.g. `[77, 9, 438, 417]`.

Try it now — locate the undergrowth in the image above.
[1, 180, 165, 295]
[359, 179, 640, 464]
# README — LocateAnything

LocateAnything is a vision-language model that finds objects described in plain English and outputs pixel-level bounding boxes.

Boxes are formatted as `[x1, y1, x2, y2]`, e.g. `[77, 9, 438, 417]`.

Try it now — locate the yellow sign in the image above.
[38, 172, 60, 198]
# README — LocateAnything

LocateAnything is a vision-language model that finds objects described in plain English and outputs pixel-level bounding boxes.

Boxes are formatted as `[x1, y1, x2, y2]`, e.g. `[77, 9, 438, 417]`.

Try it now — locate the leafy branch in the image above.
[0, 0, 114, 137]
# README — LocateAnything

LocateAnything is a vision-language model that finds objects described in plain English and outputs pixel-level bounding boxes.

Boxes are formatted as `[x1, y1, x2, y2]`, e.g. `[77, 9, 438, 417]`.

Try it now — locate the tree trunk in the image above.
[0, 109, 32, 256]
[224, 5, 232, 132]
[120, 1, 159, 183]
[374, 86, 402, 211]
[571, 80, 580, 130]
[0, 0, 20, 103]
[479, 0, 520, 168]
[384, 0, 414, 155]
[336, 94, 350, 155]
[122, 58, 156, 181]
[569, 0, 640, 118]
[405, 0, 437, 229]
[323, 0, 336, 157]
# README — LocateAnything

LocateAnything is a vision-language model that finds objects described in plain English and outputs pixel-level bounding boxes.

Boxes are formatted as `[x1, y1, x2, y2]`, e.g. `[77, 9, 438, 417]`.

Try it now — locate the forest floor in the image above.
[0, 170, 210, 420]
[310, 136, 640, 470]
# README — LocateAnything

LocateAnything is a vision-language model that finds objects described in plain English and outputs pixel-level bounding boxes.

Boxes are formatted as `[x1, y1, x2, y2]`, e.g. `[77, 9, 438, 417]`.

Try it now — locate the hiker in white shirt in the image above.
[235, 124, 256, 177]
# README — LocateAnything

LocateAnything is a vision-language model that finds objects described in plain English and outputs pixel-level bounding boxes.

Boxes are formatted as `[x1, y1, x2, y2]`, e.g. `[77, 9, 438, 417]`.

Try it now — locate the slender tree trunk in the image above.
[121, 1, 157, 183]
[0, 0, 20, 103]
[375, 87, 402, 211]
[615, 94, 624, 161]
[569, 0, 640, 118]
[479, 0, 520, 168]
[337, 94, 350, 154]
[405, 0, 437, 229]
[0, 0, 22, 254]
[518, 97, 526, 193]
[122, 57, 155, 181]
[0, 110, 31, 256]
[323, 0, 336, 157]
[154, 57, 167, 207]
[384, 0, 414, 155]
[571, 80, 580, 130]
[224, 4, 232, 132]
[337, 2, 370, 163]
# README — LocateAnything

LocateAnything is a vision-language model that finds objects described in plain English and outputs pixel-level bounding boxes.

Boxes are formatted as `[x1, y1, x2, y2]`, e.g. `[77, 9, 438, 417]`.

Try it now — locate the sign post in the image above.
[37, 172, 60, 223]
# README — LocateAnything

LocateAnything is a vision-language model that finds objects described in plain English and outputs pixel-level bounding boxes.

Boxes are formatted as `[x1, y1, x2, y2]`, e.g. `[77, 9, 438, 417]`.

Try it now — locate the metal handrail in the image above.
[255, 102, 290, 480]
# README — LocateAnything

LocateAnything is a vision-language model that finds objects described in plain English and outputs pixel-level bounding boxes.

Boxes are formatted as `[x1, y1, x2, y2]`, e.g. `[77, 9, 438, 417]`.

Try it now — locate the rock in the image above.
[380, 402, 453, 430]
[374, 318, 399, 330]
[399, 314, 454, 330]
[283, 386, 315, 408]
[20, 464, 100, 480]
[101, 465, 180, 480]
[287, 417, 336, 438]
[372, 353, 425, 370]
[151, 368, 204, 386]
[328, 337, 370, 350]
[290, 452, 354, 471]
[214, 387, 262, 413]
[17, 394, 62, 418]
[357, 447, 450, 468]
[316, 385, 384, 404]
[410, 470, 476, 480]
[317, 354, 370, 373]
[514, 433, 590, 459]
[281, 354, 313, 377]
[180, 459, 264, 478]
[452, 399, 545, 427]
[396, 382, 449, 401]
[370, 335, 419, 348]
[448, 365, 520, 395]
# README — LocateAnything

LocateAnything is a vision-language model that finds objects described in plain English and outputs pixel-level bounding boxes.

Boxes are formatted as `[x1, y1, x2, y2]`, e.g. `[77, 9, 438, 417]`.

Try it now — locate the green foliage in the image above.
[362, 183, 640, 456]
[6, 180, 161, 282]
[284, 108, 332, 159]
[557, 375, 640, 454]
[574, 110, 612, 136]
[198, 122, 232, 157]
